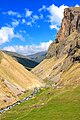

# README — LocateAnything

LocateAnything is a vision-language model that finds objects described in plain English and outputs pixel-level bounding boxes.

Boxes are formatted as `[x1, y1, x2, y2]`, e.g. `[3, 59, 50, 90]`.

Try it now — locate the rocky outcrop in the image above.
[57, 7, 80, 42]
[46, 7, 80, 59]
[32, 7, 80, 90]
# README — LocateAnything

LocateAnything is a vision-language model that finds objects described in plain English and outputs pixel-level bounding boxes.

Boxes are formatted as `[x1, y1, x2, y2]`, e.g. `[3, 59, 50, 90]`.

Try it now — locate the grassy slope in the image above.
[28, 53, 80, 120]
[32, 55, 67, 80]
[0, 86, 80, 120]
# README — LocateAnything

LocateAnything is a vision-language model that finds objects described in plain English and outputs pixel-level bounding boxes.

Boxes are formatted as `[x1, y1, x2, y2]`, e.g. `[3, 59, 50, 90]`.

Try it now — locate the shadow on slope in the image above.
[2, 50, 39, 71]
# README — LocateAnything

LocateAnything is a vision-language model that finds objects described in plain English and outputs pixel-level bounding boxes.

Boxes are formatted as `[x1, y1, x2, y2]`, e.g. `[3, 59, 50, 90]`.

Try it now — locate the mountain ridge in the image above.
[0, 51, 42, 109]
[28, 51, 47, 63]
[2, 50, 39, 70]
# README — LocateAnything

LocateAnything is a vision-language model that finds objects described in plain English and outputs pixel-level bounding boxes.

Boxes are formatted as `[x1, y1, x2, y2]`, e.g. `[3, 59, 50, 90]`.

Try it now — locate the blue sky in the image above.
[0, 0, 80, 55]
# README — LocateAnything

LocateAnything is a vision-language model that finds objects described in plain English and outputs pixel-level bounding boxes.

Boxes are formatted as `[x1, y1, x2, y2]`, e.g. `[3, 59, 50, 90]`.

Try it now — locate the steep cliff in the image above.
[32, 7, 80, 89]
[57, 7, 80, 42]
[47, 7, 80, 59]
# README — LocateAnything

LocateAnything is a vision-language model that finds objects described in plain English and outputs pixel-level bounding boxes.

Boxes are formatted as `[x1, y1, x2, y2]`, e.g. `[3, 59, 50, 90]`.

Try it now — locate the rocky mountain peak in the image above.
[46, 7, 80, 59]
[56, 7, 80, 42]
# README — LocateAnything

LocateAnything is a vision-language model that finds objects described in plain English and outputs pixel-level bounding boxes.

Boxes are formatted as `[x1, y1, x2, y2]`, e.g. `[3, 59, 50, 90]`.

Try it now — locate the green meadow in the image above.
[1, 86, 80, 120]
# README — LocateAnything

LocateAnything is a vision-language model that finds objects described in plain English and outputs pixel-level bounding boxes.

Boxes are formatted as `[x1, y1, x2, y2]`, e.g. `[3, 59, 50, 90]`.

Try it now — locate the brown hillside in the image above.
[0, 51, 42, 109]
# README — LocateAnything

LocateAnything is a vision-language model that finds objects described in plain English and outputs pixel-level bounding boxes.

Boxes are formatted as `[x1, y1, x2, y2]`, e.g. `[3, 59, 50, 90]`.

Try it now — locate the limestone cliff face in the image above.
[57, 7, 80, 42]
[46, 7, 80, 59]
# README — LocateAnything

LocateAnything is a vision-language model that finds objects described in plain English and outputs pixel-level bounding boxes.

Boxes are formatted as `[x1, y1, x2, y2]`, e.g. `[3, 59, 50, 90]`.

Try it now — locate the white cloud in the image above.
[0, 26, 25, 45]
[75, 4, 79, 7]
[3, 46, 16, 52]
[31, 14, 44, 25]
[19, 30, 26, 34]
[47, 4, 68, 30]
[39, 5, 46, 12]
[3, 40, 53, 55]
[14, 33, 25, 41]
[47, 4, 68, 26]
[49, 24, 59, 30]
[3, 10, 21, 18]
[7, 11, 18, 16]
[17, 14, 21, 18]
[22, 19, 26, 24]
[0, 27, 14, 45]
[33, 15, 39, 20]
[31, 15, 39, 23]
[40, 14, 43, 19]
[12, 19, 19, 27]
[26, 22, 32, 26]
[47, 4, 79, 30]
[22, 14, 40, 26]
[25, 9, 33, 17]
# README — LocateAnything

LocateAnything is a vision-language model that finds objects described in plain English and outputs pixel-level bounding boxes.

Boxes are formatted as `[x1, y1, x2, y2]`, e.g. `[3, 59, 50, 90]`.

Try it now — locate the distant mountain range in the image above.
[28, 51, 47, 63]
[2, 51, 46, 70]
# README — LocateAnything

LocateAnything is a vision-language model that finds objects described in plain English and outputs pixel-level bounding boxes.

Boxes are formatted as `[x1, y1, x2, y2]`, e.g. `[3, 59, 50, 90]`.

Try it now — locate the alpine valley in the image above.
[0, 7, 80, 120]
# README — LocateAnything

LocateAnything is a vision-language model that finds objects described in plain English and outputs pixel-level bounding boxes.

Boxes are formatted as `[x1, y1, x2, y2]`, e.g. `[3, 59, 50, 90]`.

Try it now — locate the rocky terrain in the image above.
[56, 7, 80, 42]
[32, 7, 80, 88]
